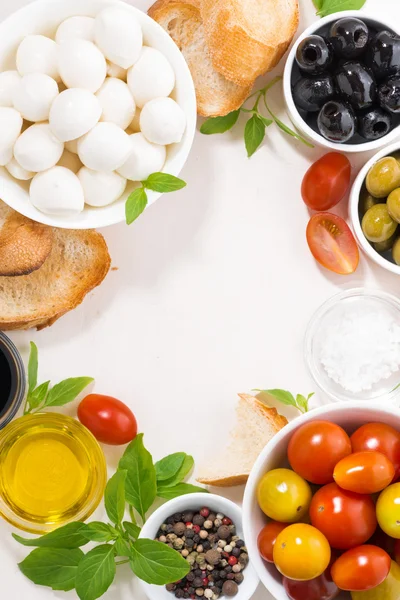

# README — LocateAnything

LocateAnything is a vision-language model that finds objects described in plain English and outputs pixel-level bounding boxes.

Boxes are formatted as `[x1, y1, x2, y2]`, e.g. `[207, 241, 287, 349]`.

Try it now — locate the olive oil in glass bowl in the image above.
[0, 413, 107, 533]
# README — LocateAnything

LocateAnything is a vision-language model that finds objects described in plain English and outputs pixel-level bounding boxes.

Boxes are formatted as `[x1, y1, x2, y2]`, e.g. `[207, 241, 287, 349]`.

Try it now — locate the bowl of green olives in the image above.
[350, 142, 400, 273]
[283, 11, 400, 153]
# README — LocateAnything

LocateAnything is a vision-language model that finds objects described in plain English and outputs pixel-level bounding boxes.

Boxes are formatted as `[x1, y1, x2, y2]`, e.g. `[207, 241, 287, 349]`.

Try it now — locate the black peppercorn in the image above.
[175, 590, 185, 598]
[212, 570, 220, 581]
[184, 593, 190, 599]
[174, 522, 186, 536]
[174, 513, 183, 522]
[202, 541, 211, 551]
[193, 514, 205, 526]
[217, 525, 230, 540]
[219, 570, 227, 579]
[231, 548, 240, 558]
[193, 534, 200, 543]
[208, 513, 217, 522]
[234, 573, 244, 584]
[187, 573, 195, 583]
[167, 516, 175, 525]
[185, 528, 195, 538]
[182, 511, 194, 522]
[225, 566, 232, 574]
[235, 540, 245, 548]
[167, 524, 174, 533]
[193, 578, 203, 588]
[194, 569, 202, 578]
[188, 588, 195, 595]
[186, 538, 195, 548]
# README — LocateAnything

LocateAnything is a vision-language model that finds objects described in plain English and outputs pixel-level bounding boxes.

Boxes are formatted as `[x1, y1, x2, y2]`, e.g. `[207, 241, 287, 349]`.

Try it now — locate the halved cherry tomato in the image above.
[78, 394, 138, 445]
[306, 213, 359, 275]
[273, 524, 331, 581]
[351, 423, 400, 480]
[288, 420, 352, 484]
[302, 152, 351, 211]
[331, 545, 391, 592]
[310, 483, 377, 550]
[333, 451, 395, 494]
[257, 521, 288, 562]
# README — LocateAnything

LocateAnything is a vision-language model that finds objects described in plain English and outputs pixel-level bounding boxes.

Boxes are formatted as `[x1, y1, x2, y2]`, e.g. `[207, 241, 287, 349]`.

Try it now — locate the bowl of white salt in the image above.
[305, 288, 400, 403]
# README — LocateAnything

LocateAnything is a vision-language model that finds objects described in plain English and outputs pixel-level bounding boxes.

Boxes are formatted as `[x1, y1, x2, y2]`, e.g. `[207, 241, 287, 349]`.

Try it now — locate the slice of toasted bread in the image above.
[148, 0, 251, 116]
[200, 0, 299, 87]
[0, 209, 111, 330]
[196, 394, 287, 487]
[0, 203, 53, 276]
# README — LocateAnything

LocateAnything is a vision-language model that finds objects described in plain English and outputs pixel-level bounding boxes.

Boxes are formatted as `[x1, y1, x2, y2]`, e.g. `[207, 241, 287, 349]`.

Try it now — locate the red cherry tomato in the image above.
[78, 394, 138, 445]
[310, 483, 377, 550]
[283, 571, 339, 600]
[288, 420, 352, 484]
[333, 451, 395, 494]
[306, 213, 359, 275]
[257, 521, 288, 562]
[302, 152, 351, 211]
[331, 545, 391, 592]
[351, 423, 400, 480]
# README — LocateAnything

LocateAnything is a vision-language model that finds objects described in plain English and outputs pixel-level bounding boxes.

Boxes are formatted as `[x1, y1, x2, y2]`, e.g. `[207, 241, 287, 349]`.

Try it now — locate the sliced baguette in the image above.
[0, 208, 111, 330]
[200, 0, 299, 87]
[196, 393, 287, 487]
[148, 0, 251, 116]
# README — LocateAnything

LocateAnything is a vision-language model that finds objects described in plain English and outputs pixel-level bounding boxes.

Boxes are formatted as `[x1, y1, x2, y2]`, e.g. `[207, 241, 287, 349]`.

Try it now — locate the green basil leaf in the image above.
[43, 377, 93, 408]
[295, 394, 309, 413]
[75, 545, 116, 600]
[155, 453, 186, 482]
[313, 0, 323, 8]
[118, 434, 157, 522]
[105, 470, 127, 525]
[123, 521, 141, 541]
[257, 115, 273, 127]
[114, 537, 131, 557]
[130, 539, 190, 585]
[254, 388, 296, 407]
[200, 110, 240, 134]
[13, 522, 89, 549]
[244, 115, 266, 157]
[158, 455, 194, 488]
[19, 547, 84, 591]
[83, 523, 118, 543]
[125, 187, 148, 225]
[157, 483, 208, 500]
[318, 0, 366, 16]
[27, 381, 50, 410]
[28, 341, 38, 394]
[143, 173, 186, 193]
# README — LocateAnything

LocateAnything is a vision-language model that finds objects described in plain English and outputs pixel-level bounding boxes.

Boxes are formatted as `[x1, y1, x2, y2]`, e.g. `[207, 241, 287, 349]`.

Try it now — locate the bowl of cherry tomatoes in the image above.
[242, 401, 400, 600]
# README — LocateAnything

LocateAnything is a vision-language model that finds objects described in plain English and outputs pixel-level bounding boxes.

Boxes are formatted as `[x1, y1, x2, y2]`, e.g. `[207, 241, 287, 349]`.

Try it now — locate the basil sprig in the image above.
[24, 342, 93, 415]
[315, 0, 367, 17]
[125, 172, 186, 225]
[14, 435, 207, 600]
[254, 388, 314, 413]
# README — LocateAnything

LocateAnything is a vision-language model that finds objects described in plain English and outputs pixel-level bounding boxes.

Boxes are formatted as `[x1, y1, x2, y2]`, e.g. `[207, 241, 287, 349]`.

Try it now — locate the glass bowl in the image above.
[0, 413, 107, 533]
[0, 332, 25, 430]
[304, 288, 400, 403]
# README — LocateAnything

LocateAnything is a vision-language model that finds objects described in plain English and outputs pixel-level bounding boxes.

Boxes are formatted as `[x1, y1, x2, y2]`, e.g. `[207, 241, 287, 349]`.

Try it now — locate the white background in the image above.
[1, 0, 400, 598]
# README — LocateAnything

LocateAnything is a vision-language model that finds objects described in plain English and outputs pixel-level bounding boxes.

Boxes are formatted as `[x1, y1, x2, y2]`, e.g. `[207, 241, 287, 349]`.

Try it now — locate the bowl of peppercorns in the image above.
[138, 493, 259, 600]
[283, 10, 400, 152]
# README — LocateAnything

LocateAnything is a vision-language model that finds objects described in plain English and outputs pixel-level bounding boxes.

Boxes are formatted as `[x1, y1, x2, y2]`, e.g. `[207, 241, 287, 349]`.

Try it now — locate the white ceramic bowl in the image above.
[0, 0, 196, 229]
[283, 11, 400, 153]
[242, 401, 400, 600]
[139, 493, 259, 600]
[349, 141, 400, 274]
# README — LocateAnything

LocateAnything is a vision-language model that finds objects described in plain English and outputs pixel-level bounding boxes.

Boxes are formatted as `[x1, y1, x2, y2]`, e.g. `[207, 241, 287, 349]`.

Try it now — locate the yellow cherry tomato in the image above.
[257, 468, 312, 523]
[273, 524, 331, 581]
[377, 483, 400, 538]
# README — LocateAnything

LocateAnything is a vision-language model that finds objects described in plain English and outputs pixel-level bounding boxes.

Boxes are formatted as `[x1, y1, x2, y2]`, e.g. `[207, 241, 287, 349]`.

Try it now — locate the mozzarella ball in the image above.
[95, 7, 142, 68]
[58, 39, 106, 93]
[129, 108, 141, 132]
[117, 133, 166, 181]
[16, 35, 60, 81]
[78, 122, 132, 172]
[56, 16, 95, 44]
[106, 61, 127, 81]
[30, 166, 84, 216]
[0, 147, 13, 166]
[13, 73, 58, 122]
[49, 89, 102, 142]
[0, 107, 22, 150]
[65, 138, 78, 154]
[96, 78, 135, 129]
[6, 157, 34, 180]
[0, 71, 21, 107]
[57, 149, 82, 174]
[14, 123, 64, 172]
[78, 167, 126, 206]
[127, 47, 175, 108]
[140, 97, 186, 145]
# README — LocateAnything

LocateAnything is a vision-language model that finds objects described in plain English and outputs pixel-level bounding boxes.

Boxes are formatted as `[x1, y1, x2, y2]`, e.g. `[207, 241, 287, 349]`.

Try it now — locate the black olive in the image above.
[329, 17, 369, 59]
[365, 30, 400, 80]
[292, 75, 335, 112]
[358, 108, 392, 140]
[295, 35, 333, 75]
[378, 76, 400, 113]
[317, 100, 356, 143]
[335, 61, 377, 110]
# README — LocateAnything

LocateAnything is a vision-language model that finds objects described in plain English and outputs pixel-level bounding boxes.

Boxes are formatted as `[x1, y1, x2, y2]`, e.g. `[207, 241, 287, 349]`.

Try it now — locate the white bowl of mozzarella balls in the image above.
[0, 0, 196, 228]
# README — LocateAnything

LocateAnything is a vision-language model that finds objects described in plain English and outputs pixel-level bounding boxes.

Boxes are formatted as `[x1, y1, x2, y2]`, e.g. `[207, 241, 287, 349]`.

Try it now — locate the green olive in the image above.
[362, 204, 398, 243]
[366, 157, 400, 198]
[374, 233, 397, 253]
[360, 185, 380, 215]
[393, 238, 400, 265]
[388, 188, 400, 223]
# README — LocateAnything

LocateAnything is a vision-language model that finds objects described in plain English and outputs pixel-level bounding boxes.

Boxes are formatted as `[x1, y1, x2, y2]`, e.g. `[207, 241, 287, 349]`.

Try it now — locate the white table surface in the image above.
[1, 0, 400, 598]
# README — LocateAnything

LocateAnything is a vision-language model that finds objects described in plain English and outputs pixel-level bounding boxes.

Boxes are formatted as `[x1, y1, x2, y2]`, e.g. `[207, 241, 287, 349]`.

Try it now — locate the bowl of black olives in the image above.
[350, 142, 400, 274]
[283, 11, 400, 152]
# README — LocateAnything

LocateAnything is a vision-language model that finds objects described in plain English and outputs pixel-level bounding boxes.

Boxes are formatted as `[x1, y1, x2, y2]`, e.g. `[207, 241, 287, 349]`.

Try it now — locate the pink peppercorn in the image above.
[193, 525, 201, 534]
[228, 556, 238, 566]
[200, 507, 210, 518]
[222, 517, 232, 526]
[185, 522, 193, 528]
[202, 578, 209, 586]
